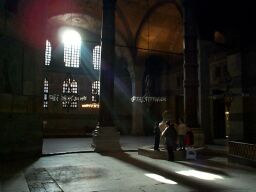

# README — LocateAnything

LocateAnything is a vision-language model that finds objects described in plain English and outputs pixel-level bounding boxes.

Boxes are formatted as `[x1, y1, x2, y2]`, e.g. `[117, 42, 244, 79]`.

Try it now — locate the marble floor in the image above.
[1, 137, 255, 192]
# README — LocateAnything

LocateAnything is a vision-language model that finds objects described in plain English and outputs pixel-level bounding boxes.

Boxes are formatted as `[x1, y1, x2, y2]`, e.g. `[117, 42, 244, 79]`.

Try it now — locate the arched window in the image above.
[62, 78, 78, 108]
[43, 78, 49, 108]
[64, 44, 80, 68]
[93, 45, 101, 70]
[92, 81, 100, 102]
[62, 29, 81, 68]
[45, 40, 51, 66]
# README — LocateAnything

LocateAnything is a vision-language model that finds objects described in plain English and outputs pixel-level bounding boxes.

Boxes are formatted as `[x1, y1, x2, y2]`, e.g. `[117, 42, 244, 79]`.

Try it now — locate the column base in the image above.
[92, 126, 121, 152]
[191, 128, 205, 147]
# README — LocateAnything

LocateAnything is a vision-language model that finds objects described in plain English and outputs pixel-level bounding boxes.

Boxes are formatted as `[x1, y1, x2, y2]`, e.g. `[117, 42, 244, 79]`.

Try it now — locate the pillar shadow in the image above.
[100, 151, 229, 192]
[0, 158, 38, 181]
[194, 156, 255, 171]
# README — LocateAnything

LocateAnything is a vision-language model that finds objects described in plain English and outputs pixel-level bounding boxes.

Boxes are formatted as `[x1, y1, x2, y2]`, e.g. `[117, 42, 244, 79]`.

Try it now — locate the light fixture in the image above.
[81, 103, 99, 109]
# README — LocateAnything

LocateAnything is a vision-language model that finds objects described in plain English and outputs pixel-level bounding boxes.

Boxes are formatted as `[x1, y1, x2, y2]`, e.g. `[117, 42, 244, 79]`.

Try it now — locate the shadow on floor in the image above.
[196, 156, 255, 171]
[0, 158, 38, 181]
[100, 151, 229, 192]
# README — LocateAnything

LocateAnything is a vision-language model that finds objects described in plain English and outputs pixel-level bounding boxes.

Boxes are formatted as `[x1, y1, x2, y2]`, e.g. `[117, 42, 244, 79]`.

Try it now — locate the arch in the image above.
[134, 0, 183, 50]
[142, 55, 167, 97]
[115, 5, 137, 92]
[116, 4, 134, 47]
[115, 45, 135, 93]
[62, 29, 81, 68]
[46, 0, 100, 20]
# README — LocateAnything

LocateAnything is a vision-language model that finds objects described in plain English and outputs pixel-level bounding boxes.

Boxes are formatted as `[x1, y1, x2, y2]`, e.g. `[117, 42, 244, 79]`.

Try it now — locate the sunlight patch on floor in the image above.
[176, 170, 223, 180]
[145, 173, 177, 184]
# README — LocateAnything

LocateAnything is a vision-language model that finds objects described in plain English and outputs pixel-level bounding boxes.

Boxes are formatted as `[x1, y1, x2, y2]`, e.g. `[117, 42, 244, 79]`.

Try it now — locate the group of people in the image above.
[153, 118, 194, 161]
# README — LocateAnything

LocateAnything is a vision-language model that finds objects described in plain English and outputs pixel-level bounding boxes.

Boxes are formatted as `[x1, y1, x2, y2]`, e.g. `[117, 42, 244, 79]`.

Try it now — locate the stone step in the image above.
[138, 145, 186, 161]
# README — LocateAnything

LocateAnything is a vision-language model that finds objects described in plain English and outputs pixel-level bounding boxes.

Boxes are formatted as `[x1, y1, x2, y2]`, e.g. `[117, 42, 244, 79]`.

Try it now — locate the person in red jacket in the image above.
[184, 127, 194, 147]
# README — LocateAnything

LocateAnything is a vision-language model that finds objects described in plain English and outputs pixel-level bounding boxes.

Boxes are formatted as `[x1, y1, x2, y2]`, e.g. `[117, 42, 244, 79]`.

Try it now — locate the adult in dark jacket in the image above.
[161, 120, 177, 161]
[154, 122, 160, 151]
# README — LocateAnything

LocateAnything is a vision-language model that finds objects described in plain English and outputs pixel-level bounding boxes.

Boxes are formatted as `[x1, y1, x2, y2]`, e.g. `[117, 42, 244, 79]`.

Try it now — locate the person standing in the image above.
[185, 126, 194, 147]
[158, 110, 171, 147]
[177, 118, 188, 150]
[153, 122, 160, 151]
[158, 120, 167, 146]
[161, 120, 177, 161]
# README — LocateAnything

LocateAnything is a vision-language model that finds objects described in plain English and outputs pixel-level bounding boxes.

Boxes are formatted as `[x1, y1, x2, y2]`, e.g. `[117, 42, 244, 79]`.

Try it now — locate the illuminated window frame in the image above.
[45, 40, 51, 66]
[92, 81, 100, 102]
[93, 45, 101, 70]
[43, 78, 48, 108]
[62, 78, 78, 108]
[64, 43, 80, 68]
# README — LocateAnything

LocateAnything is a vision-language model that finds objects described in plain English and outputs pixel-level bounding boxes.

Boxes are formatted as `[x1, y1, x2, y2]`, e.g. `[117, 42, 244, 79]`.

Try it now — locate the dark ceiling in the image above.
[195, 0, 255, 46]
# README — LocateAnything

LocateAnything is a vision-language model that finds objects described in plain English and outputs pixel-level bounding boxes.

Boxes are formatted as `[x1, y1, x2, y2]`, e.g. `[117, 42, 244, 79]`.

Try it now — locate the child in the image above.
[184, 127, 194, 147]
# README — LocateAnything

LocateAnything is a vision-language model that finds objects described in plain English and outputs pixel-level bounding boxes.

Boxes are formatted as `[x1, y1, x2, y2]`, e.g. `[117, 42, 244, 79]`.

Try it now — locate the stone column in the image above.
[52, 42, 64, 69]
[92, 0, 121, 152]
[183, 0, 199, 127]
[198, 40, 212, 143]
[131, 78, 144, 135]
[131, 61, 146, 135]
[183, 0, 204, 146]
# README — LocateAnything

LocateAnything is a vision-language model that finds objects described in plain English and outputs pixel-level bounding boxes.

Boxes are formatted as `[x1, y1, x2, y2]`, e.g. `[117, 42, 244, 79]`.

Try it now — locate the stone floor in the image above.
[1, 137, 256, 192]
[42, 136, 154, 154]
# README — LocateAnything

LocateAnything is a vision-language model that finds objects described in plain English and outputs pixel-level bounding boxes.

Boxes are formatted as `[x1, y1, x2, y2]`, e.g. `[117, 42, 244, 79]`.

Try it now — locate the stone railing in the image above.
[228, 141, 256, 167]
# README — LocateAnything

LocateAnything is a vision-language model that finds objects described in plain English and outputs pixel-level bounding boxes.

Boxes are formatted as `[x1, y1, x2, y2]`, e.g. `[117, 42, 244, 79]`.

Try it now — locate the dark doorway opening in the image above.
[213, 98, 226, 139]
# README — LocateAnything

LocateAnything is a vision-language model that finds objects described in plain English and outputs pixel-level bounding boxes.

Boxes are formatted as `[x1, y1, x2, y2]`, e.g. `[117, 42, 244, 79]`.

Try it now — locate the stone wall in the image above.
[0, 95, 42, 160]
[0, 9, 44, 159]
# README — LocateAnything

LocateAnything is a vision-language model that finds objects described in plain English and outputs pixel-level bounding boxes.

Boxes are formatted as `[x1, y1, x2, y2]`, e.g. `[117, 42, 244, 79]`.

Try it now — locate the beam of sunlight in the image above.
[145, 173, 177, 184]
[176, 170, 223, 180]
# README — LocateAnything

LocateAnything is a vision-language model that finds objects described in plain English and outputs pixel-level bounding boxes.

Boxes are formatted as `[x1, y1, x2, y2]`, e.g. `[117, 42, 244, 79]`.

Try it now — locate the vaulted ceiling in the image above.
[47, 0, 183, 54]
[4, 0, 256, 50]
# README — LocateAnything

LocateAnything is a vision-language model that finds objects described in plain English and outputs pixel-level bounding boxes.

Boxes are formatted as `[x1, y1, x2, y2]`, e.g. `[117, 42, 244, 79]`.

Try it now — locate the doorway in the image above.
[213, 98, 226, 139]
